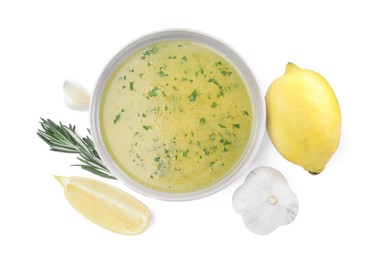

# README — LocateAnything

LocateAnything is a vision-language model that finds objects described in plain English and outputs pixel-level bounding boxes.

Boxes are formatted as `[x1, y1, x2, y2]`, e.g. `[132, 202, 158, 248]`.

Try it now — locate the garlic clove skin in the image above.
[63, 80, 91, 111]
[232, 167, 299, 235]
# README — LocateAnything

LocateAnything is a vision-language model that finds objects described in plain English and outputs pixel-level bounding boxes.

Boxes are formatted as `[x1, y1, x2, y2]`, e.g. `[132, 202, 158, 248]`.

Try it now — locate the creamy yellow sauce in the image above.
[100, 40, 252, 192]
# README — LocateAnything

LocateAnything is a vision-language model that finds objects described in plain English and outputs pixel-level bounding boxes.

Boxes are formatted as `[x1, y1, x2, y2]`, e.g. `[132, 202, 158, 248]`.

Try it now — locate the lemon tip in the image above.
[285, 62, 300, 73]
[54, 175, 69, 187]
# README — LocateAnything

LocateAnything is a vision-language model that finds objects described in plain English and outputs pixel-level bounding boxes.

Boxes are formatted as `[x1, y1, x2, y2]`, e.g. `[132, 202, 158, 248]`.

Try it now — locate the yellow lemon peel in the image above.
[266, 63, 341, 174]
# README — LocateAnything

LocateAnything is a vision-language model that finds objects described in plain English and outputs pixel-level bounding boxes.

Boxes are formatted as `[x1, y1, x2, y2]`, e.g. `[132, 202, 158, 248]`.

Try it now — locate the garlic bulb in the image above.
[63, 80, 91, 111]
[232, 167, 299, 235]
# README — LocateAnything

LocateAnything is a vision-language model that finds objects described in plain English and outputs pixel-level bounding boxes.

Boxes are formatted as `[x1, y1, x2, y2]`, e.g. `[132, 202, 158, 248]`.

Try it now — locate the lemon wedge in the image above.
[55, 176, 150, 235]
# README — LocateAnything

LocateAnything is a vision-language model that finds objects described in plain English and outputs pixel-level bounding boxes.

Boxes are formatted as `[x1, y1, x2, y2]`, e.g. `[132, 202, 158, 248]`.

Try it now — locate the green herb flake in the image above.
[157, 67, 168, 77]
[220, 138, 232, 146]
[141, 46, 158, 60]
[211, 102, 217, 108]
[113, 114, 121, 124]
[233, 123, 240, 129]
[148, 87, 158, 97]
[243, 111, 250, 116]
[199, 117, 206, 124]
[208, 78, 223, 97]
[189, 89, 198, 102]
[130, 81, 134, 90]
[209, 161, 215, 167]
[118, 75, 127, 81]
[182, 149, 189, 158]
[208, 78, 218, 85]
[181, 56, 187, 61]
[113, 109, 126, 124]
[142, 113, 147, 118]
[154, 156, 160, 162]
[217, 89, 225, 98]
[220, 69, 232, 76]
[218, 124, 227, 128]
[143, 125, 152, 131]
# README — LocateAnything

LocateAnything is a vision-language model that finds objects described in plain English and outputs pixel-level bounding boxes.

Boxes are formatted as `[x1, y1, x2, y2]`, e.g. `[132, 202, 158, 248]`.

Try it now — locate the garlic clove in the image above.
[232, 167, 299, 235]
[63, 80, 91, 111]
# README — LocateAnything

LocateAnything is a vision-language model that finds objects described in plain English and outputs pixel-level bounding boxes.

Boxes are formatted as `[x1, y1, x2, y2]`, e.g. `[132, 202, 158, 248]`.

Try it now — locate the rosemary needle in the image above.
[37, 118, 116, 180]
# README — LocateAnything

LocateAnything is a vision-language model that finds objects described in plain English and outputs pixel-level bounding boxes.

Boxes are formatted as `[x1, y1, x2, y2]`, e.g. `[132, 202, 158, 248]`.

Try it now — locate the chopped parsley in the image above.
[219, 69, 232, 76]
[113, 114, 121, 124]
[141, 46, 158, 60]
[157, 67, 168, 77]
[148, 87, 158, 97]
[220, 138, 232, 146]
[189, 89, 198, 102]
[143, 125, 152, 130]
[113, 108, 125, 124]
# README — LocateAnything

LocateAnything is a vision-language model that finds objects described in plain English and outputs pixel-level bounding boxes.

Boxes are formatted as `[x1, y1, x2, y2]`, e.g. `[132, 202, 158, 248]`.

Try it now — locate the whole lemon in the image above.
[266, 62, 341, 174]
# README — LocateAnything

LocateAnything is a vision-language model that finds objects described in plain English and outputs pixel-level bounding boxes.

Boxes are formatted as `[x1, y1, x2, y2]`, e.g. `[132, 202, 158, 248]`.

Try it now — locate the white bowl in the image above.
[90, 29, 265, 201]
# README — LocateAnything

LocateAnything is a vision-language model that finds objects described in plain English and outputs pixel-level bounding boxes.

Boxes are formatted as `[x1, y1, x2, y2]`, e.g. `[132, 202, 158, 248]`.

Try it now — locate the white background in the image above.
[1, 0, 376, 259]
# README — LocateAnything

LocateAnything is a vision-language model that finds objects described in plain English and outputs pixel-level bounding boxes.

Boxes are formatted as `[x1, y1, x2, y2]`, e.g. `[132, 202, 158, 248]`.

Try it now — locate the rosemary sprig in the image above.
[37, 118, 116, 180]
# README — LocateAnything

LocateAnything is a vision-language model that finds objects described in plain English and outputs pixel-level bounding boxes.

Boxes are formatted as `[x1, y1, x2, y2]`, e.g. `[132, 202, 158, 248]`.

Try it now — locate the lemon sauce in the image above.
[100, 40, 252, 192]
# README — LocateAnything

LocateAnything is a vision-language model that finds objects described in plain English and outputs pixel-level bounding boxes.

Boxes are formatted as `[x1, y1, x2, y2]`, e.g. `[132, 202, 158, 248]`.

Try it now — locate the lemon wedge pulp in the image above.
[55, 176, 150, 235]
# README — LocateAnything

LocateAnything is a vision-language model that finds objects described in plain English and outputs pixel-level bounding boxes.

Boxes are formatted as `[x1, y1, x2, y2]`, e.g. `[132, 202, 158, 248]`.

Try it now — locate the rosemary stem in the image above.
[37, 118, 116, 180]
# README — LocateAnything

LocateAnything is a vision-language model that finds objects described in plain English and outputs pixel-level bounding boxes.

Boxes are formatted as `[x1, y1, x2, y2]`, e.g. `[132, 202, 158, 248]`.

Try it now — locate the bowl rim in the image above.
[90, 28, 265, 201]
